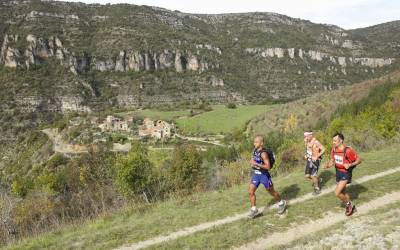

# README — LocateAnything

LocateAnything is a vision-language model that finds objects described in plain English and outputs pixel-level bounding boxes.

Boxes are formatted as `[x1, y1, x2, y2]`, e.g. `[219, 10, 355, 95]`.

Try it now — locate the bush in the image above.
[111, 134, 128, 144]
[202, 145, 239, 163]
[11, 178, 33, 198]
[115, 142, 153, 201]
[13, 194, 55, 236]
[168, 144, 203, 192]
[35, 170, 66, 195]
[46, 153, 68, 169]
[210, 159, 249, 189]
[226, 103, 237, 109]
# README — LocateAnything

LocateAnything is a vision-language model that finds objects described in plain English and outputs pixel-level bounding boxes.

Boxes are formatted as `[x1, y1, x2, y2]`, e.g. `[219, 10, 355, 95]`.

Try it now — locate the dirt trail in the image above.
[42, 128, 88, 154]
[174, 133, 225, 146]
[115, 166, 400, 250]
[235, 191, 400, 250]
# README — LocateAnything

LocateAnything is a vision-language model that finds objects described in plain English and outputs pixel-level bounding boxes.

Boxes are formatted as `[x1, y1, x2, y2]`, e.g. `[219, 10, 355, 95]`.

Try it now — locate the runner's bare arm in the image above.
[323, 159, 334, 169]
[316, 141, 326, 158]
[259, 152, 271, 170]
[343, 156, 362, 169]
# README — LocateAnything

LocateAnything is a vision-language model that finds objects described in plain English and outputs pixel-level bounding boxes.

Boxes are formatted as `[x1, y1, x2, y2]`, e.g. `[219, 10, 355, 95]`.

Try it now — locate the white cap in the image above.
[304, 131, 313, 137]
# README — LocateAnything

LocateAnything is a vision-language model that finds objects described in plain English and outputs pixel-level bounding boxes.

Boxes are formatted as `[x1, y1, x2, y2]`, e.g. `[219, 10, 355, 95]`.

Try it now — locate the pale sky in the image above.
[54, 0, 399, 29]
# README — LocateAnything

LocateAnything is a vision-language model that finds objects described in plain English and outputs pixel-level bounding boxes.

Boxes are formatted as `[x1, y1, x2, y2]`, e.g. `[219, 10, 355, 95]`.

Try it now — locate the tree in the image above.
[115, 142, 153, 201]
[168, 144, 203, 192]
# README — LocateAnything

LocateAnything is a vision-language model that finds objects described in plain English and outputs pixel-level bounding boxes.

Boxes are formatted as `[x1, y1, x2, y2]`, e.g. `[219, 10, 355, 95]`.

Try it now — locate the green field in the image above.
[176, 105, 274, 135]
[6, 144, 400, 250]
[119, 105, 275, 135]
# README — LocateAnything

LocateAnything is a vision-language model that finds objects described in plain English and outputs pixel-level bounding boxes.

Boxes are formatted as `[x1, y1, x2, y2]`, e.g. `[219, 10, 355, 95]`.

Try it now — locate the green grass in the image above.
[5, 144, 400, 250]
[176, 105, 275, 135]
[134, 109, 192, 121]
[118, 105, 274, 135]
[152, 172, 400, 250]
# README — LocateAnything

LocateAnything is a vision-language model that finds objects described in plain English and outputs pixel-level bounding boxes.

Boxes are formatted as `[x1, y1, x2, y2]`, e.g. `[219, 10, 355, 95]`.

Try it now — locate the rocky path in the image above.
[285, 208, 400, 250]
[235, 191, 400, 250]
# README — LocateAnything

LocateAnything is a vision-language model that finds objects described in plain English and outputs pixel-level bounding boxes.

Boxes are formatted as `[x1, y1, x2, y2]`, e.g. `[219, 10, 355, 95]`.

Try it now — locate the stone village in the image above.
[98, 115, 174, 139]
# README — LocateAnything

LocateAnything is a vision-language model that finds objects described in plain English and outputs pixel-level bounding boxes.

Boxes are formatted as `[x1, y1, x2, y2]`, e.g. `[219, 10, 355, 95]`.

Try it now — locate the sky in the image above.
[53, 0, 400, 29]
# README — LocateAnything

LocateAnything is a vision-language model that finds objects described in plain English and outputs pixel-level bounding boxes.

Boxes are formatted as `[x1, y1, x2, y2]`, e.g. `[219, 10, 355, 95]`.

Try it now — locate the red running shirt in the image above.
[330, 146, 357, 172]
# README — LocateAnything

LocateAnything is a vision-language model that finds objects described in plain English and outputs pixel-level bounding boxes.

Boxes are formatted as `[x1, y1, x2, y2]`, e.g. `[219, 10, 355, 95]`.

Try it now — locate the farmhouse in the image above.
[99, 115, 130, 132]
[139, 118, 174, 139]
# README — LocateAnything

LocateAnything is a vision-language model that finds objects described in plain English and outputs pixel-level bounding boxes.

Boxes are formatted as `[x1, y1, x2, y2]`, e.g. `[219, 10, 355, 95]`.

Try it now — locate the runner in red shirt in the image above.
[324, 132, 362, 216]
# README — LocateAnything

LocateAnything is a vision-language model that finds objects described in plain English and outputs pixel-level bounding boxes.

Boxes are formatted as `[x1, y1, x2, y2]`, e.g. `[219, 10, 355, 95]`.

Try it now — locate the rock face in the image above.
[115, 50, 126, 72]
[116, 89, 242, 108]
[187, 53, 200, 71]
[254, 48, 285, 58]
[210, 77, 224, 87]
[245, 47, 395, 70]
[0, 1, 399, 110]
[92, 57, 115, 72]
[0, 34, 19, 67]
[174, 50, 186, 72]
[288, 48, 295, 59]
[4, 47, 21, 68]
[308, 50, 327, 61]
[126, 51, 145, 71]
[15, 95, 91, 113]
[342, 40, 354, 49]
[338, 57, 347, 67]
[353, 58, 394, 68]
[0, 34, 211, 74]
[60, 96, 91, 113]
[158, 50, 174, 69]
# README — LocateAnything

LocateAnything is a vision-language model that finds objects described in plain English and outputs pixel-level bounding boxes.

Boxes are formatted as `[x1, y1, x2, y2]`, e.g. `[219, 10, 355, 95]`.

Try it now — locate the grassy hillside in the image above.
[245, 76, 400, 176]
[117, 104, 274, 135]
[247, 70, 400, 135]
[4, 144, 400, 250]
[175, 105, 274, 135]
[2, 72, 400, 247]
[349, 20, 400, 57]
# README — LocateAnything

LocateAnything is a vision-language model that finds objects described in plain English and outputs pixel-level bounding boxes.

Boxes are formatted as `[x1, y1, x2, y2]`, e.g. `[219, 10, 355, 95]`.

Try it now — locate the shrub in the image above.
[226, 103, 237, 109]
[210, 159, 249, 189]
[46, 153, 68, 169]
[168, 144, 203, 192]
[115, 142, 153, 201]
[11, 178, 33, 198]
[35, 170, 66, 195]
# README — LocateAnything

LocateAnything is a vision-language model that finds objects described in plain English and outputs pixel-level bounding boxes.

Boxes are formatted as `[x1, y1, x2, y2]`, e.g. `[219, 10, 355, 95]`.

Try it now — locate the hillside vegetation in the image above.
[1, 73, 399, 247]
[5, 144, 400, 250]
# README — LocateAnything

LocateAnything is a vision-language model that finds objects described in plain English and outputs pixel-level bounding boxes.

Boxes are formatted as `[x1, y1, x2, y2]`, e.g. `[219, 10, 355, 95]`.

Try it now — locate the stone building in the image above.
[99, 115, 130, 132]
[139, 118, 173, 139]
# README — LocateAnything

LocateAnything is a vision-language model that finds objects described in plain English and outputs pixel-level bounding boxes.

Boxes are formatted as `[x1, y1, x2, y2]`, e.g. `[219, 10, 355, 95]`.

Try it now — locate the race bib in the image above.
[254, 170, 262, 175]
[334, 155, 344, 165]
[306, 148, 312, 158]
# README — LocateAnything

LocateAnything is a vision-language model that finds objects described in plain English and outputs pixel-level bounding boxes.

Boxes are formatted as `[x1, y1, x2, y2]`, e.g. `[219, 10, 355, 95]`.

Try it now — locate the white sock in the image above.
[251, 206, 257, 211]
